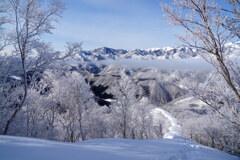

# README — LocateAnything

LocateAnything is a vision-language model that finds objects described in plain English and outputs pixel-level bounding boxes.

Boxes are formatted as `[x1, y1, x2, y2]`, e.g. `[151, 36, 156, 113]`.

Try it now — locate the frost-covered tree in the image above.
[2, 0, 82, 134]
[2, 69, 99, 141]
[162, 0, 240, 128]
[182, 112, 240, 156]
[0, 57, 23, 134]
[223, 0, 240, 38]
[130, 103, 155, 139]
[110, 70, 138, 138]
[87, 106, 112, 139]
[2, 0, 64, 134]
[188, 73, 240, 128]
[46, 70, 97, 142]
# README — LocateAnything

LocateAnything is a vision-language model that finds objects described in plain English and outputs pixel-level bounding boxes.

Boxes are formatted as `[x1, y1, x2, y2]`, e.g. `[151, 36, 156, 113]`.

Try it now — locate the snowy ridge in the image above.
[0, 135, 239, 160]
[145, 48, 162, 52]
[151, 108, 182, 139]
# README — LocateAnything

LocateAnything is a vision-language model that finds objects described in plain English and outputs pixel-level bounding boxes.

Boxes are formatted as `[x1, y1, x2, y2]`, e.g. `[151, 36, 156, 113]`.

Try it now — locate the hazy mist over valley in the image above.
[97, 58, 214, 71]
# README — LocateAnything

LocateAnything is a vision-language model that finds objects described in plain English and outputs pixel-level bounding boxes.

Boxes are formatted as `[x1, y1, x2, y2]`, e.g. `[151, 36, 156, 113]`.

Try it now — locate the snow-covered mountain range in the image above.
[77, 41, 240, 61]
[78, 46, 198, 61]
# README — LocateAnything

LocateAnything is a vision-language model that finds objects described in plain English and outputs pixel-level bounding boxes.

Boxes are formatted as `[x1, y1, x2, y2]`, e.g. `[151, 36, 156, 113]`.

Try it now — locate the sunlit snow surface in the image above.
[0, 135, 239, 160]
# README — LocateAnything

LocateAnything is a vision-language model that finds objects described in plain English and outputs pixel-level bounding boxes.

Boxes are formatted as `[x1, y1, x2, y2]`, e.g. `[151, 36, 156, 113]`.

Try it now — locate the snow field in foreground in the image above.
[0, 135, 239, 160]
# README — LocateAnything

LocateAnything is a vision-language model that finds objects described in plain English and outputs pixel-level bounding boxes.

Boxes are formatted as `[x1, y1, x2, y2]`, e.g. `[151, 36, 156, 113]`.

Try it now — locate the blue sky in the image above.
[45, 0, 227, 50]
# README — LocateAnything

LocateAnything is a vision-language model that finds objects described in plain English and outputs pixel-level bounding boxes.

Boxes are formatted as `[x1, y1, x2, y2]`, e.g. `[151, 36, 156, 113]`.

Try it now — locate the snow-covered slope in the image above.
[0, 135, 239, 160]
[151, 108, 182, 139]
